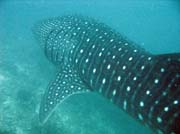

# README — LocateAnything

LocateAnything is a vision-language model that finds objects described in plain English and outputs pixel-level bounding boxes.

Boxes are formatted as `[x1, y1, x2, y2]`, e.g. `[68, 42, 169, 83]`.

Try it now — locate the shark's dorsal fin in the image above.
[39, 64, 91, 124]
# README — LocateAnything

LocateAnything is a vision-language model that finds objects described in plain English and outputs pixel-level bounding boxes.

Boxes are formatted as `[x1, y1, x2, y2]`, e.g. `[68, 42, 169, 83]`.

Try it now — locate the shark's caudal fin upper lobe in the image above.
[33, 15, 180, 134]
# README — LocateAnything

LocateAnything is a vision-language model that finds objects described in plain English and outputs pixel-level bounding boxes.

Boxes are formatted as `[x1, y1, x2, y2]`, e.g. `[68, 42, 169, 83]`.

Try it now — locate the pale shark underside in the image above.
[33, 15, 180, 134]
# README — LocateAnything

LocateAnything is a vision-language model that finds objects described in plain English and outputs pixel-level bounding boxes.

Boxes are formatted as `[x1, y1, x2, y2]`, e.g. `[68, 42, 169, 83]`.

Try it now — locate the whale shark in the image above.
[33, 15, 180, 134]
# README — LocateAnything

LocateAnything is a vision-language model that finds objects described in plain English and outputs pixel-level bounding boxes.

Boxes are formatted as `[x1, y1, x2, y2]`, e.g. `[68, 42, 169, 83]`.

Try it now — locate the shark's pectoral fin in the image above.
[39, 65, 90, 124]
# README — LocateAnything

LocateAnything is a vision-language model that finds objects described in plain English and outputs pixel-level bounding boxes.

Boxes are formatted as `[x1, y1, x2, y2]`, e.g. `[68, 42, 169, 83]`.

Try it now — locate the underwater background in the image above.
[0, 0, 180, 134]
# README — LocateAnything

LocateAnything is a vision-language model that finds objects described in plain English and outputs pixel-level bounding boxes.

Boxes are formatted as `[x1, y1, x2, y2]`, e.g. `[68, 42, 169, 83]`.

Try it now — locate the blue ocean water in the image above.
[0, 0, 180, 134]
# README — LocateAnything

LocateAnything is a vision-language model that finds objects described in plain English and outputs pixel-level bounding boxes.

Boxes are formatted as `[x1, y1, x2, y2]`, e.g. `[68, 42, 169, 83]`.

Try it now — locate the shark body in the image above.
[33, 15, 180, 134]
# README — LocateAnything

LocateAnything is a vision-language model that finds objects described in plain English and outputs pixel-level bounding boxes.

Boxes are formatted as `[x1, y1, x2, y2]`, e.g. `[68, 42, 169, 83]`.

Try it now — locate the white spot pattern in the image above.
[173, 100, 178, 105]
[93, 68, 96, 74]
[112, 89, 116, 96]
[154, 79, 159, 84]
[122, 65, 126, 70]
[117, 76, 121, 81]
[102, 78, 106, 84]
[146, 90, 150, 95]
[123, 100, 127, 110]
[85, 58, 89, 63]
[86, 38, 90, 42]
[157, 117, 162, 123]
[43, 16, 180, 134]
[128, 57, 133, 61]
[140, 101, 144, 107]
[126, 86, 131, 92]
[138, 113, 143, 121]
[164, 107, 169, 112]
[133, 77, 137, 81]
[107, 64, 111, 70]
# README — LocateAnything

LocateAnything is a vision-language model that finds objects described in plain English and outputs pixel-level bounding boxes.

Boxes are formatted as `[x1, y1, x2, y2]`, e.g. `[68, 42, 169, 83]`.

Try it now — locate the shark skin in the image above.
[33, 15, 180, 134]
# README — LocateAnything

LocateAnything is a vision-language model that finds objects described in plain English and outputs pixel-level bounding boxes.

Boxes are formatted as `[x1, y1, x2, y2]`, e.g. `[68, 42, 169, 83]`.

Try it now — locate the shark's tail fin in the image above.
[155, 53, 180, 134]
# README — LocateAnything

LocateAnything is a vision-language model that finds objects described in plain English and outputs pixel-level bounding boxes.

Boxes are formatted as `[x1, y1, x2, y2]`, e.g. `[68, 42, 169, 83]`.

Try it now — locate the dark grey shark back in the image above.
[33, 15, 180, 134]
